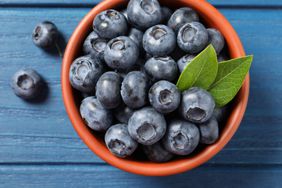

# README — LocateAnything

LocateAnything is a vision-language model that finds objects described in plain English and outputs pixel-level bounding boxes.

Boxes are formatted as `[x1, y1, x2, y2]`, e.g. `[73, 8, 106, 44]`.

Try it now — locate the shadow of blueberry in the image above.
[42, 32, 67, 57]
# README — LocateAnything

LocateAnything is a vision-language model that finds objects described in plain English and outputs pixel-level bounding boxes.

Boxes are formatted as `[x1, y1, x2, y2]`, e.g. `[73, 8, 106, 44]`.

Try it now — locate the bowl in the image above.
[61, 0, 250, 176]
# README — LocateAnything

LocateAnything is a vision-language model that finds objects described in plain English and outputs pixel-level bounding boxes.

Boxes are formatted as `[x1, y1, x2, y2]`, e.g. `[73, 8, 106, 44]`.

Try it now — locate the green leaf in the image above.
[176, 45, 218, 91]
[209, 55, 253, 107]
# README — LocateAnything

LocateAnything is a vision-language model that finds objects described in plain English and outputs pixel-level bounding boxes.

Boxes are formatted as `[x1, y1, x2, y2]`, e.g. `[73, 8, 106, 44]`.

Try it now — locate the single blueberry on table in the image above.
[160, 7, 173, 23]
[177, 54, 195, 72]
[69, 56, 104, 93]
[80, 97, 113, 132]
[180, 87, 215, 123]
[177, 22, 209, 54]
[127, 0, 162, 30]
[163, 120, 200, 155]
[128, 107, 167, 145]
[121, 71, 148, 109]
[93, 9, 128, 39]
[83, 31, 108, 61]
[128, 28, 144, 48]
[96, 72, 122, 109]
[207, 28, 225, 55]
[104, 36, 139, 71]
[11, 69, 42, 100]
[149, 80, 181, 114]
[143, 142, 173, 162]
[114, 103, 135, 123]
[144, 56, 179, 82]
[105, 124, 138, 158]
[32, 21, 59, 49]
[168, 7, 199, 32]
[143, 24, 176, 56]
[198, 117, 219, 144]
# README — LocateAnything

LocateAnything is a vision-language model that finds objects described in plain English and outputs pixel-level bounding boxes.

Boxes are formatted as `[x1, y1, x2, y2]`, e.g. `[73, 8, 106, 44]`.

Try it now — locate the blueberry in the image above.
[177, 54, 195, 72]
[121, 9, 128, 21]
[128, 107, 166, 145]
[32, 21, 59, 49]
[93, 9, 128, 39]
[213, 106, 228, 123]
[127, 0, 162, 30]
[96, 72, 122, 109]
[114, 103, 135, 123]
[144, 56, 178, 82]
[198, 117, 219, 144]
[160, 7, 173, 23]
[143, 142, 173, 162]
[121, 71, 148, 109]
[177, 22, 209, 54]
[83, 31, 107, 61]
[207, 28, 225, 55]
[104, 36, 139, 70]
[128, 28, 144, 48]
[180, 87, 215, 123]
[11, 69, 42, 100]
[168, 7, 199, 32]
[149, 81, 181, 114]
[80, 97, 113, 132]
[217, 54, 228, 62]
[105, 124, 138, 158]
[69, 56, 104, 93]
[143, 24, 176, 56]
[163, 120, 200, 155]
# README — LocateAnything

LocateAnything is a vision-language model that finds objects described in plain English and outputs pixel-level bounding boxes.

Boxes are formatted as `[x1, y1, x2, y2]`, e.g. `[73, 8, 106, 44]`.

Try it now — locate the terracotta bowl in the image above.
[61, 0, 250, 176]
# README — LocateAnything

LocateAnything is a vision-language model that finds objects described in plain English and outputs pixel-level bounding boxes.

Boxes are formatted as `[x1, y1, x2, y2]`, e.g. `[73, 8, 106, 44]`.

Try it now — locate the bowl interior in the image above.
[62, 0, 249, 176]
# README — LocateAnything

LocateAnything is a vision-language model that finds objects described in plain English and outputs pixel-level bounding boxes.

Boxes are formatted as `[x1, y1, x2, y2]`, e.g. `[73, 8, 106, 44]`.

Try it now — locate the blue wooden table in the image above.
[0, 0, 281, 187]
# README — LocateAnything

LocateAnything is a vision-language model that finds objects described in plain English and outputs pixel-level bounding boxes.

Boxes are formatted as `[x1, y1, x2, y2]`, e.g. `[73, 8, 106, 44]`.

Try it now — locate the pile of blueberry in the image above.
[70, 0, 227, 162]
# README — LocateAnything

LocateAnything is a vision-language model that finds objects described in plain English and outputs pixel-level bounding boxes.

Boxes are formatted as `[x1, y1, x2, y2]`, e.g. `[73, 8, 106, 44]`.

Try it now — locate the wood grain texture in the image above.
[1, 164, 282, 188]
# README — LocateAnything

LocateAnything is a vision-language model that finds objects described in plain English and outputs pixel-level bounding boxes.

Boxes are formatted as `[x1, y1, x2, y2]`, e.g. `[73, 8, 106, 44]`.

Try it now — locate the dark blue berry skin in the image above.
[121, 71, 148, 109]
[149, 81, 181, 114]
[180, 87, 215, 123]
[198, 117, 219, 144]
[83, 31, 108, 61]
[144, 56, 178, 82]
[129, 28, 144, 48]
[143, 24, 176, 56]
[128, 107, 167, 145]
[114, 103, 135, 123]
[160, 7, 173, 24]
[168, 7, 199, 32]
[127, 0, 162, 30]
[177, 54, 195, 72]
[217, 54, 228, 62]
[207, 28, 225, 55]
[143, 142, 173, 162]
[104, 36, 139, 71]
[32, 21, 59, 49]
[69, 56, 104, 93]
[96, 72, 122, 109]
[105, 124, 138, 158]
[121, 9, 128, 21]
[11, 69, 42, 100]
[213, 106, 228, 123]
[93, 9, 128, 39]
[162, 120, 200, 155]
[177, 22, 209, 54]
[80, 97, 113, 132]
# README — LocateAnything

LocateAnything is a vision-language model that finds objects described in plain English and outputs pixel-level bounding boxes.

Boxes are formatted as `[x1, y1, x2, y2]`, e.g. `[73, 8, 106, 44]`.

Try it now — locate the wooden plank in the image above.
[0, 0, 282, 7]
[0, 7, 281, 166]
[0, 164, 282, 188]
